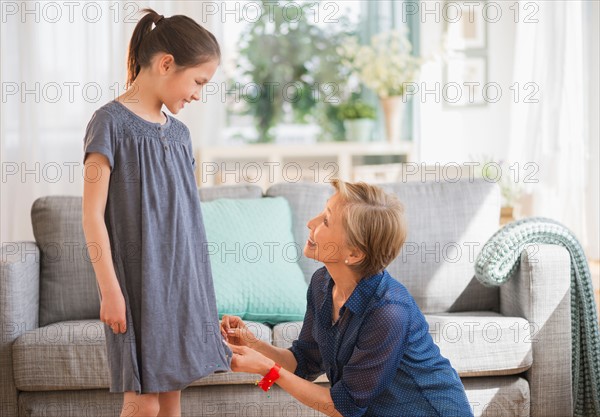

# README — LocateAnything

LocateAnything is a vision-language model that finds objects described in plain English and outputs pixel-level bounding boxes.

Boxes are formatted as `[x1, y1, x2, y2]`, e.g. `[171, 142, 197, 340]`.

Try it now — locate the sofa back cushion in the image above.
[34, 179, 500, 324]
[32, 185, 263, 326]
[32, 196, 99, 327]
[380, 179, 500, 313]
[266, 179, 500, 313]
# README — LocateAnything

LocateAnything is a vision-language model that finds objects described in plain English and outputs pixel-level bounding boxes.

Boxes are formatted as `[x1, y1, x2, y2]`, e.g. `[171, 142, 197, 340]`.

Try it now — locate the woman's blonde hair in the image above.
[331, 179, 407, 278]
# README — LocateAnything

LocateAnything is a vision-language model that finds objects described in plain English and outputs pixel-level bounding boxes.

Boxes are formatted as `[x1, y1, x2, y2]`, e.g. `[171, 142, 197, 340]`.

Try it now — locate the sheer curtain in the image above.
[508, 0, 599, 258]
[360, 0, 419, 143]
[0, 1, 223, 244]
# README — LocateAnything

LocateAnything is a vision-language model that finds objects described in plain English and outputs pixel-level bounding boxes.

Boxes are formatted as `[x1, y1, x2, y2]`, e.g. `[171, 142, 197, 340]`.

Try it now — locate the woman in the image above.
[221, 179, 473, 417]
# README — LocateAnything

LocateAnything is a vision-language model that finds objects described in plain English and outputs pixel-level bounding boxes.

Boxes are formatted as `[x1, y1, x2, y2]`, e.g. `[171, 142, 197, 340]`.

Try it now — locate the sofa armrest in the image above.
[1, 242, 40, 416]
[499, 244, 572, 417]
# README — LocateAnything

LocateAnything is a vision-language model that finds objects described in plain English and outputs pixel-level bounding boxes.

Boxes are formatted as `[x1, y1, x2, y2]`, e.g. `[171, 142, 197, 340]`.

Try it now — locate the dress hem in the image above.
[108, 368, 233, 395]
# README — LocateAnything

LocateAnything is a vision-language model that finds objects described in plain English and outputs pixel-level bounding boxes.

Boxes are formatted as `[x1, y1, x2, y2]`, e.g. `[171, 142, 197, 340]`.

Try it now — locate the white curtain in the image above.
[0, 1, 224, 244]
[508, 0, 599, 258]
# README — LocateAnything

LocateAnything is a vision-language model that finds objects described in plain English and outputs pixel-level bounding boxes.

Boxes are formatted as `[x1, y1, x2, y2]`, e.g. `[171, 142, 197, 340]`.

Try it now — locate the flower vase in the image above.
[380, 96, 405, 143]
[343, 119, 374, 142]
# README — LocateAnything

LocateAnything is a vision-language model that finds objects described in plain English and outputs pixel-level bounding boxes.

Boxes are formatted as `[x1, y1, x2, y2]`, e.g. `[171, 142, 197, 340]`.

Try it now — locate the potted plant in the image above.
[337, 100, 376, 142]
[227, 1, 356, 143]
[338, 28, 423, 143]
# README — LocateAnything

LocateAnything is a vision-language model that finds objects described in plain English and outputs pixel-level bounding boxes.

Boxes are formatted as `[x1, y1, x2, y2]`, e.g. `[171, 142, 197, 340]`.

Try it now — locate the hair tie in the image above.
[155, 15, 165, 25]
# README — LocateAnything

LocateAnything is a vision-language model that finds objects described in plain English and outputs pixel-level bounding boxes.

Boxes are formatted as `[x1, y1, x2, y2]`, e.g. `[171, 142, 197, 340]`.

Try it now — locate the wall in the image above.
[416, 1, 516, 164]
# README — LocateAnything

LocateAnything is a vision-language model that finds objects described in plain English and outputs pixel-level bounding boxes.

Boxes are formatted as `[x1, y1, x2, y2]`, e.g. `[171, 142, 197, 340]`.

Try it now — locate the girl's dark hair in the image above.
[126, 8, 221, 88]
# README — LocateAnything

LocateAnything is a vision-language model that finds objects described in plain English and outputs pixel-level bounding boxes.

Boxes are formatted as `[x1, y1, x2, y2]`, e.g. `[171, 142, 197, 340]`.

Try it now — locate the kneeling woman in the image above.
[221, 180, 473, 417]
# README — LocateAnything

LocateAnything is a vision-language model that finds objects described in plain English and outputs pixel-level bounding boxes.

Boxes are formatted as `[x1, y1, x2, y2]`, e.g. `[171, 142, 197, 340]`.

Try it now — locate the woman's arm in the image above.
[82, 153, 126, 334]
[229, 344, 343, 417]
[250, 338, 298, 373]
[276, 367, 343, 417]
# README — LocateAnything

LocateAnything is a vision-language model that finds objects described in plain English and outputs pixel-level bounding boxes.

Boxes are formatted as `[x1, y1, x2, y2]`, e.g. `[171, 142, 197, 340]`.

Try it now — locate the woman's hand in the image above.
[220, 315, 259, 347]
[100, 288, 127, 334]
[228, 343, 275, 375]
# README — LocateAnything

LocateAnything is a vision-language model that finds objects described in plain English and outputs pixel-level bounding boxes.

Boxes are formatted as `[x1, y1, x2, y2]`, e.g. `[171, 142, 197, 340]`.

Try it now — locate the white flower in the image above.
[338, 29, 423, 98]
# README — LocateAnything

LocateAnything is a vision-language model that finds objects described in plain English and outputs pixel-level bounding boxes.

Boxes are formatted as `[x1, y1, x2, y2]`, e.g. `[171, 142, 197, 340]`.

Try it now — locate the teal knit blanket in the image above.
[474, 217, 600, 417]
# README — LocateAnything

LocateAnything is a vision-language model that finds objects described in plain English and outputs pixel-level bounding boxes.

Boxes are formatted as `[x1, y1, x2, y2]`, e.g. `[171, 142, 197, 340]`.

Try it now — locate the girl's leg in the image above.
[121, 391, 160, 417]
[157, 390, 182, 417]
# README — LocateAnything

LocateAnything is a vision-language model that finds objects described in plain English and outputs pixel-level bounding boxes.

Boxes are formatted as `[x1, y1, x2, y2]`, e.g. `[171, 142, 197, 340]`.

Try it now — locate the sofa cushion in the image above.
[271, 311, 532, 377]
[32, 196, 101, 327]
[201, 197, 308, 324]
[12, 319, 271, 391]
[31, 185, 263, 327]
[13, 311, 530, 391]
[462, 376, 531, 417]
[198, 184, 263, 201]
[379, 179, 501, 313]
[272, 321, 303, 349]
[426, 311, 533, 377]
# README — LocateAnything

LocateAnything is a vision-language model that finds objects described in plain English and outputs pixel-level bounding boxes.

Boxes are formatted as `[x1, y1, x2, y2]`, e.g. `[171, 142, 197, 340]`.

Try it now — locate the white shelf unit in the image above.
[194, 141, 414, 190]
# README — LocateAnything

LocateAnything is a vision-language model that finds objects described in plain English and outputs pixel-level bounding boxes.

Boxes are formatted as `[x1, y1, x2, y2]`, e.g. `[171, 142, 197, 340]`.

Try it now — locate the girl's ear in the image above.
[157, 53, 175, 74]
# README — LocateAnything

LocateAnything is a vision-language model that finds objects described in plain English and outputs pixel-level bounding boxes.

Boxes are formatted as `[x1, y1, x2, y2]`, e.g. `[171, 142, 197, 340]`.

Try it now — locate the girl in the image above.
[82, 8, 230, 417]
[221, 180, 474, 417]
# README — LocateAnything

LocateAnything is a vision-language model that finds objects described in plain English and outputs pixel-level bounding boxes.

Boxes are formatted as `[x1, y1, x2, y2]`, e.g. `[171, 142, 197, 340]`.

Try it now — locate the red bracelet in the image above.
[257, 363, 281, 392]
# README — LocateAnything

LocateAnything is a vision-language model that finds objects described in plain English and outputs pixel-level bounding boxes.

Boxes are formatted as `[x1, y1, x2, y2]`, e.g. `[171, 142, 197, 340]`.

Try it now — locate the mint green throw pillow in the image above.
[201, 197, 308, 324]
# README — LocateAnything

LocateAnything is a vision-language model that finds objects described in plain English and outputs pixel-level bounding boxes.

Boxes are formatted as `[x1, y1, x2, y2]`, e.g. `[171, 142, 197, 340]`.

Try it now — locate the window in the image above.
[221, 1, 363, 144]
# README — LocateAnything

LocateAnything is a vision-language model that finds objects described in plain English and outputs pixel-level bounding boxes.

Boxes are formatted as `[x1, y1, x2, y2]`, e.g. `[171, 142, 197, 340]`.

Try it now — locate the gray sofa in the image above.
[1, 179, 573, 417]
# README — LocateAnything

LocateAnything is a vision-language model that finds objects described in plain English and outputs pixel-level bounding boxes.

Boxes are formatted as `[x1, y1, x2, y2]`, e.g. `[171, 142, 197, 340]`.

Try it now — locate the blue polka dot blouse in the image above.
[289, 267, 474, 417]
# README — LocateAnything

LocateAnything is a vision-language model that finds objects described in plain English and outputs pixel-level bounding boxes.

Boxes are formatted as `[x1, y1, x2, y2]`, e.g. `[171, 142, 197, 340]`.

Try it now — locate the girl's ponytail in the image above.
[125, 8, 220, 89]
[126, 8, 164, 89]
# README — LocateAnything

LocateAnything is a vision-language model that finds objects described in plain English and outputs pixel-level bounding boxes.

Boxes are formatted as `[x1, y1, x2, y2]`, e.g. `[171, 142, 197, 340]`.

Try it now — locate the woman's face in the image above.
[304, 193, 352, 265]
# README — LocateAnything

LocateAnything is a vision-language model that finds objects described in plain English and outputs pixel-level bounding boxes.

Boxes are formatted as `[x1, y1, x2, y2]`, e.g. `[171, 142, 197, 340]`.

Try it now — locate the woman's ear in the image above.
[347, 248, 365, 266]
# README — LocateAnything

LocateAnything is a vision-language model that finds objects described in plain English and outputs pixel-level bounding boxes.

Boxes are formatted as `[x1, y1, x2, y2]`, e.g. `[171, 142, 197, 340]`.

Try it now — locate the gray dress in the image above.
[83, 99, 232, 394]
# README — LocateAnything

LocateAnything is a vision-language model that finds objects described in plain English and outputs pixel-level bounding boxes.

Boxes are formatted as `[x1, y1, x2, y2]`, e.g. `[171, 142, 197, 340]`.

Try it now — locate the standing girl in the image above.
[82, 8, 230, 417]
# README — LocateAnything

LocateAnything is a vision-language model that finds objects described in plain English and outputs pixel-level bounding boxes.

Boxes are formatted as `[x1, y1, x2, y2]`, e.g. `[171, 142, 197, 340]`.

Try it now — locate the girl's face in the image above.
[304, 193, 355, 265]
[158, 55, 219, 114]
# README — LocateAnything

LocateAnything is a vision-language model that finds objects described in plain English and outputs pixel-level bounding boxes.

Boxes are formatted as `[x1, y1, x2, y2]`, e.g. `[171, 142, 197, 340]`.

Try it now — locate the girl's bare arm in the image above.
[82, 153, 127, 334]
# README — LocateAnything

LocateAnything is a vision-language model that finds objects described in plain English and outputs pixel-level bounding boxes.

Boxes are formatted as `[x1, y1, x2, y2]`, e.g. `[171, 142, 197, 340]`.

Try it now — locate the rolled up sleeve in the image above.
[330, 302, 411, 417]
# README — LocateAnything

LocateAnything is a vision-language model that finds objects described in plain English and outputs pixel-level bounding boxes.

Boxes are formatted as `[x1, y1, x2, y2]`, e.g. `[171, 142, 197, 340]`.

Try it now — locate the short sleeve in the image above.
[288, 281, 324, 381]
[83, 109, 115, 171]
[181, 124, 196, 170]
[330, 302, 412, 417]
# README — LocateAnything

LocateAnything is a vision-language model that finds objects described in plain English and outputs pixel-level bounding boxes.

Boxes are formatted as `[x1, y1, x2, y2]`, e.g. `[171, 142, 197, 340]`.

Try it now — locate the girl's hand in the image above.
[100, 288, 127, 334]
[228, 343, 275, 375]
[220, 315, 259, 347]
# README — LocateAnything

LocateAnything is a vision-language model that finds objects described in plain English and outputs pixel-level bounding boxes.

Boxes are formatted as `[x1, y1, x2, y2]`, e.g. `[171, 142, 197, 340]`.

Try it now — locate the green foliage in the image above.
[229, 0, 356, 142]
[337, 100, 376, 120]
